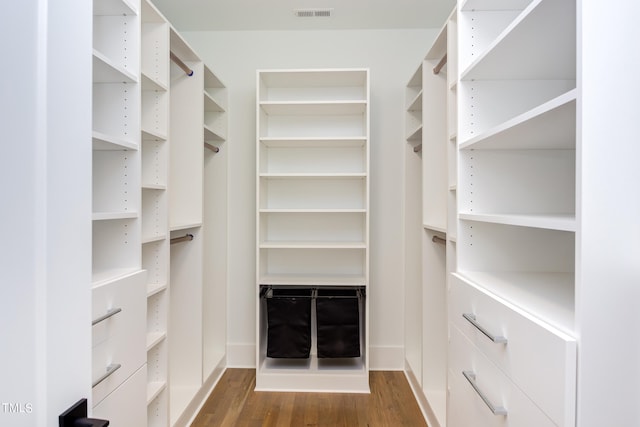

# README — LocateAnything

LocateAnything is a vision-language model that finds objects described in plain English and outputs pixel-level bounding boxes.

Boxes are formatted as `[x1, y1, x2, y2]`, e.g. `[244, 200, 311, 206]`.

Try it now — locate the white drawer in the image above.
[92, 364, 147, 427]
[92, 269, 147, 405]
[449, 273, 576, 426]
[448, 325, 556, 427]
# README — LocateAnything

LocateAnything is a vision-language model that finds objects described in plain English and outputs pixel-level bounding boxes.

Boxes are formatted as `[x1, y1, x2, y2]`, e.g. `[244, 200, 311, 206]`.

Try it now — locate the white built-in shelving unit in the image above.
[166, 26, 228, 427]
[91, 0, 147, 425]
[449, 0, 577, 426]
[403, 9, 455, 427]
[256, 69, 370, 392]
[89, 1, 228, 425]
[140, 1, 170, 426]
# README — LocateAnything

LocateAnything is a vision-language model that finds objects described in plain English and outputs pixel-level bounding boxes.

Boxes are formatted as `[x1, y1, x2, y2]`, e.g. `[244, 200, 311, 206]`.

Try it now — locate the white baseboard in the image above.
[369, 345, 404, 370]
[226, 343, 256, 367]
[404, 359, 443, 427]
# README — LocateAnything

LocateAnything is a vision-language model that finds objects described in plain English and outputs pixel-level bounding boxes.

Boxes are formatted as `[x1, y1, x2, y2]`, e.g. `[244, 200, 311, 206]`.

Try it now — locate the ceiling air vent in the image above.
[294, 8, 333, 18]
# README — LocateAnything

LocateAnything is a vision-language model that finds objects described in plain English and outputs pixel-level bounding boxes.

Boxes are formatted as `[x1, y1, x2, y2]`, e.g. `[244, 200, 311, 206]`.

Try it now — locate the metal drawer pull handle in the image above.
[92, 363, 121, 388]
[462, 313, 507, 344]
[92, 307, 122, 326]
[462, 370, 508, 416]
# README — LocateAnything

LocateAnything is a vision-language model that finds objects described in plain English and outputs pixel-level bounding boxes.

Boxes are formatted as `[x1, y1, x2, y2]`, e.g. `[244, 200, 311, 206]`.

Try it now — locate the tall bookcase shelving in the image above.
[449, 0, 577, 426]
[256, 69, 370, 392]
[91, 0, 148, 425]
[403, 9, 455, 427]
[140, 1, 170, 426]
[89, 1, 229, 425]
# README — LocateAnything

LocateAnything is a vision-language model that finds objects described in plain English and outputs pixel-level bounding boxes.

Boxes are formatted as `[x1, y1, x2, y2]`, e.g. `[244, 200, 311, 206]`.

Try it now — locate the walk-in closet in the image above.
[3, 1, 639, 426]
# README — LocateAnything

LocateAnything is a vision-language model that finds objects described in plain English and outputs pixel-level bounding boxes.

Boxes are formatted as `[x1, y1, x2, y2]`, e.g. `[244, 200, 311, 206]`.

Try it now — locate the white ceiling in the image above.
[151, 0, 456, 32]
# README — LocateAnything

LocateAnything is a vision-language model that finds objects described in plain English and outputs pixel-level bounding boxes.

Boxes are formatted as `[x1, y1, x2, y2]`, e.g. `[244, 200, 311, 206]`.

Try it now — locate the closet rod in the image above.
[432, 235, 446, 245]
[261, 287, 364, 300]
[413, 144, 422, 153]
[433, 53, 447, 75]
[170, 51, 194, 76]
[204, 142, 219, 153]
[170, 233, 194, 244]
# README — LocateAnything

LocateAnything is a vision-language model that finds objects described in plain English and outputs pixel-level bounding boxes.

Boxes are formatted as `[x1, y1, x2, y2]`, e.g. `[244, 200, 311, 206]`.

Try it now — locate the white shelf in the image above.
[142, 183, 167, 191]
[460, 89, 577, 150]
[260, 101, 367, 116]
[260, 208, 366, 214]
[260, 137, 366, 147]
[93, 49, 138, 84]
[142, 128, 167, 142]
[93, 0, 137, 16]
[459, 212, 575, 232]
[406, 125, 423, 143]
[91, 267, 141, 287]
[259, 241, 366, 249]
[169, 222, 202, 232]
[460, 89, 576, 150]
[260, 355, 367, 375]
[147, 282, 168, 297]
[92, 211, 138, 221]
[407, 91, 423, 112]
[461, 0, 575, 81]
[455, 271, 575, 336]
[461, 0, 533, 11]
[423, 223, 448, 234]
[260, 173, 366, 180]
[147, 381, 167, 405]
[142, 0, 165, 23]
[204, 92, 225, 112]
[203, 125, 225, 142]
[142, 234, 167, 244]
[259, 274, 366, 287]
[92, 131, 138, 151]
[259, 68, 368, 89]
[147, 332, 167, 351]
[141, 71, 168, 92]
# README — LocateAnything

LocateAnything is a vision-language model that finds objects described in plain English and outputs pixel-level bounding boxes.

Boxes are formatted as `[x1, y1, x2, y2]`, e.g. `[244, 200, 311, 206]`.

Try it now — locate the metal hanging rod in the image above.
[170, 51, 194, 76]
[260, 286, 365, 300]
[413, 144, 422, 153]
[170, 233, 194, 245]
[432, 235, 446, 245]
[204, 142, 219, 153]
[433, 53, 447, 75]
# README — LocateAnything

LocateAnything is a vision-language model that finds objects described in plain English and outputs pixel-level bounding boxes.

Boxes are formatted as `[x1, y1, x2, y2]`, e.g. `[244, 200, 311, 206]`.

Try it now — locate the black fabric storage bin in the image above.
[266, 288, 312, 358]
[316, 289, 361, 358]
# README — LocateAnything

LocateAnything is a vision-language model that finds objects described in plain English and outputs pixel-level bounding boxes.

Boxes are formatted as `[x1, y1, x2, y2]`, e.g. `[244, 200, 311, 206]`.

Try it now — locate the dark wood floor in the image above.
[191, 369, 428, 427]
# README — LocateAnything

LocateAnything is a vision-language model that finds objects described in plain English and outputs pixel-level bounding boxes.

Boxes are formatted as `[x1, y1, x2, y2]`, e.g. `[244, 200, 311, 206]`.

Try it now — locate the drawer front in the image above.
[92, 364, 147, 427]
[92, 269, 147, 405]
[449, 273, 576, 426]
[448, 325, 556, 427]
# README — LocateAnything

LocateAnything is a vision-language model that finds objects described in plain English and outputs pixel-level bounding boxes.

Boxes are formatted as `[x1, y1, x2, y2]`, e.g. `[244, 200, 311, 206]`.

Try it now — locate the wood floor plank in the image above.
[191, 369, 427, 427]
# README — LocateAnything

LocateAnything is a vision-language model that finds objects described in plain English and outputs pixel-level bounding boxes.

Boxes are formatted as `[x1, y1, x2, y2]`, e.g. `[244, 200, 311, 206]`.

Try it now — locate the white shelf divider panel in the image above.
[256, 69, 369, 392]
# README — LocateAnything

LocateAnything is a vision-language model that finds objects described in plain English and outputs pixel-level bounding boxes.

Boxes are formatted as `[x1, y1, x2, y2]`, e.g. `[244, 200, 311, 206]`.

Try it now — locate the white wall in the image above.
[577, 1, 640, 425]
[183, 28, 437, 369]
[0, 1, 92, 426]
